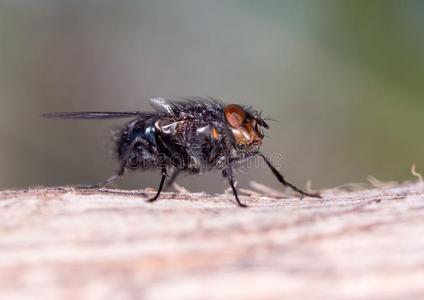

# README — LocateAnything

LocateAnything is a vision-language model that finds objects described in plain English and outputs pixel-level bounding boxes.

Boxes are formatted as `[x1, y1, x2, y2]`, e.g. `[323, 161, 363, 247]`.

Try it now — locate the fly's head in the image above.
[223, 104, 270, 154]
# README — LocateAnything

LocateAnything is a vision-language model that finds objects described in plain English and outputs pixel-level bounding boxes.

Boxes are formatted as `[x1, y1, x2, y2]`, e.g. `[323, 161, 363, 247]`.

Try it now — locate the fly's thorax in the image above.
[154, 118, 197, 137]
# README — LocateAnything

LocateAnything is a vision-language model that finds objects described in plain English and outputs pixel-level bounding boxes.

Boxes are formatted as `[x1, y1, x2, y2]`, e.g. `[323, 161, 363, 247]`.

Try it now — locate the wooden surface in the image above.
[0, 182, 424, 300]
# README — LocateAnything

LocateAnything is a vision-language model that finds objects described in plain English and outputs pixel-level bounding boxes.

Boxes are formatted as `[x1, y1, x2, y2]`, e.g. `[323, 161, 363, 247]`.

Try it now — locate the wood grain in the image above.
[0, 183, 423, 300]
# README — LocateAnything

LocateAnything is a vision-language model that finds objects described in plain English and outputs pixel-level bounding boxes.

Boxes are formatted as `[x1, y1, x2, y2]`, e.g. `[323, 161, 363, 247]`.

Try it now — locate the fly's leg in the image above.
[147, 168, 167, 202]
[259, 153, 321, 198]
[82, 137, 151, 189]
[85, 159, 127, 189]
[223, 164, 248, 208]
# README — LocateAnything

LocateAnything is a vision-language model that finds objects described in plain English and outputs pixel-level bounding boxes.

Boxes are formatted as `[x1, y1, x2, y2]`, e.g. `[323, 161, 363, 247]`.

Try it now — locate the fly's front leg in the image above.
[259, 153, 321, 198]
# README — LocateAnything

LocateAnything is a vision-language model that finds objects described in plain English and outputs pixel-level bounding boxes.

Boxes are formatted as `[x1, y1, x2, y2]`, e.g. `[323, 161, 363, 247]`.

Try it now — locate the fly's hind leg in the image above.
[81, 137, 151, 189]
[84, 159, 127, 189]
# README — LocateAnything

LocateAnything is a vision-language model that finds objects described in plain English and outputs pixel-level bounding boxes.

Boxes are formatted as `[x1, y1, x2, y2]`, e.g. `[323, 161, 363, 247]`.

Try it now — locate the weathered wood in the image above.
[0, 183, 424, 300]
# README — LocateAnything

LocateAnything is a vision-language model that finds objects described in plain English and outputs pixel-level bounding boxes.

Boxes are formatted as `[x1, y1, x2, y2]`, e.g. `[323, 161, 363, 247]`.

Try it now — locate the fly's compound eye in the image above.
[224, 104, 246, 128]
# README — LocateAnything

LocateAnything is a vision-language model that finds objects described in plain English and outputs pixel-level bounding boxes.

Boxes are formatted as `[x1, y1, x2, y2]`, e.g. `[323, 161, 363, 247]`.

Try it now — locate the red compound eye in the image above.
[224, 104, 245, 128]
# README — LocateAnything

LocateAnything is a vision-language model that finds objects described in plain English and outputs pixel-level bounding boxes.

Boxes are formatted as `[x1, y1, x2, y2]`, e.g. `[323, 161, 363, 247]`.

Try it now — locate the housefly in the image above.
[43, 97, 320, 207]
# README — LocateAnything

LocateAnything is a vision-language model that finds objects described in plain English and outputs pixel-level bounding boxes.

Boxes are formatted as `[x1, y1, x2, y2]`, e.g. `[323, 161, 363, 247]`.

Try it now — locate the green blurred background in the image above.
[0, 0, 423, 192]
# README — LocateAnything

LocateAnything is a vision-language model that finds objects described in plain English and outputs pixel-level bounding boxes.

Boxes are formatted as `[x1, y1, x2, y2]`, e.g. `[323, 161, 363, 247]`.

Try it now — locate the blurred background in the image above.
[0, 0, 423, 193]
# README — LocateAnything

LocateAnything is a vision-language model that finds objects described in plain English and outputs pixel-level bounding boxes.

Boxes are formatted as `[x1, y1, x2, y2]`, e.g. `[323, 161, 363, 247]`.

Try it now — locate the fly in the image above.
[43, 97, 320, 207]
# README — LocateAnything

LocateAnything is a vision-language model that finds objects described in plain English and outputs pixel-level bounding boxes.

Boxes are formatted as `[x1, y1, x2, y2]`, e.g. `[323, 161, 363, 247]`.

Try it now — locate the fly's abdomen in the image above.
[117, 118, 159, 169]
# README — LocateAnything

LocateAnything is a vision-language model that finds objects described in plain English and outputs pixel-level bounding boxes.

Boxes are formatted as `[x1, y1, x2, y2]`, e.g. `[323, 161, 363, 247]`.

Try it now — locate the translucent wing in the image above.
[42, 111, 157, 120]
[149, 96, 224, 115]
[149, 97, 174, 114]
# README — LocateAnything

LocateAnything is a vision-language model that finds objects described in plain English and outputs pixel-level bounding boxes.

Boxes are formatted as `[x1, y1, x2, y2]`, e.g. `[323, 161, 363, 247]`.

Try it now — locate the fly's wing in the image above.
[44, 98, 177, 120]
[42, 111, 157, 120]
[46, 97, 225, 120]
[149, 97, 174, 114]
[149, 96, 224, 116]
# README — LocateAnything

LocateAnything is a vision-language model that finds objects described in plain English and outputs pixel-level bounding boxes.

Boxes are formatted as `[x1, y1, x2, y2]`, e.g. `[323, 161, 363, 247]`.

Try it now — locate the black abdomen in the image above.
[117, 118, 159, 168]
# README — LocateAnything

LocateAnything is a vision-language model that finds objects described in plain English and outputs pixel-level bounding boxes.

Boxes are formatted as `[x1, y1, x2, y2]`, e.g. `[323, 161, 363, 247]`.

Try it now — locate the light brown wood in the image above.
[1, 183, 424, 300]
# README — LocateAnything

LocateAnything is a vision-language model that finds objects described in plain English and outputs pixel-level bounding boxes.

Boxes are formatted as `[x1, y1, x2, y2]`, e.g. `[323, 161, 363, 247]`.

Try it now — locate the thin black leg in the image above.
[83, 137, 152, 189]
[80, 159, 127, 189]
[224, 166, 248, 208]
[101, 159, 127, 186]
[259, 153, 321, 198]
[147, 168, 167, 202]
